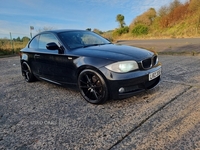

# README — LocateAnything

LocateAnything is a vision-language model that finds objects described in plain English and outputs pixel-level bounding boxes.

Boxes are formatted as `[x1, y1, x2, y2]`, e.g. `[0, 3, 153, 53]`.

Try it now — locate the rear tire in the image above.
[78, 69, 108, 104]
[21, 62, 36, 82]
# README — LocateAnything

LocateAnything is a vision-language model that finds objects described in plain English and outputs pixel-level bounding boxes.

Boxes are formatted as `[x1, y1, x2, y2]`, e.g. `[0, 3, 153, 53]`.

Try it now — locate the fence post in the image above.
[30, 26, 34, 38]
[9, 32, 14, 54]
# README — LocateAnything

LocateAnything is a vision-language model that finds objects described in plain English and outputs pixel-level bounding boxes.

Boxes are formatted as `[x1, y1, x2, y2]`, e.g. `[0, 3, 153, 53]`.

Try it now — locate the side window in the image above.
[29, 35, 39, 49]
[39, 33, 59, 49]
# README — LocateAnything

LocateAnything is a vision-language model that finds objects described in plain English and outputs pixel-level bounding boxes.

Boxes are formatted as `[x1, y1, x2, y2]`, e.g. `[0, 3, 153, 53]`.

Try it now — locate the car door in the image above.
[36, 33, 78, 85]
[28, 35, 41, 76]
[35, 33, 60, 80]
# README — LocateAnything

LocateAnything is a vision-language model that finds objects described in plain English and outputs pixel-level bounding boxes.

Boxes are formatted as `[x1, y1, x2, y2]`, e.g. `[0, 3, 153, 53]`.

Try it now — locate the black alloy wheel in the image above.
[78, 69, 108, 104]
[21, 62, 35, 82]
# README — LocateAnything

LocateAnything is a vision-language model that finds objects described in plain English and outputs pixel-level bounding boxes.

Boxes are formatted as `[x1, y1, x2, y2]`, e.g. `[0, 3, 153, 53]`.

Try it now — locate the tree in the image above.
[158, 6, 169, 17]
[116, 14, 126, 28]
[13, 37, 21, 42]
[147, 8, 157, 22]
[22, 36, 30, 42]
[86, 28, 91, 31]
[169, 0, 181, 12]
[158, 0, 182, 17]
[131, 8, 156, 26]
[93, 28, 103, 34]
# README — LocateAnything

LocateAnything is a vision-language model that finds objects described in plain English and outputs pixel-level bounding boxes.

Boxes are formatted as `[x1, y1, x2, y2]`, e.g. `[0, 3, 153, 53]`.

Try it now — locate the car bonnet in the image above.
[71, 44, 154, 61]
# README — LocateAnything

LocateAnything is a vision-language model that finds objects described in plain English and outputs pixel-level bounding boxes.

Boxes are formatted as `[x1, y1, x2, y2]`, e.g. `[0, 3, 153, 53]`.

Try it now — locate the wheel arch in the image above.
[76, 65, 106, 82]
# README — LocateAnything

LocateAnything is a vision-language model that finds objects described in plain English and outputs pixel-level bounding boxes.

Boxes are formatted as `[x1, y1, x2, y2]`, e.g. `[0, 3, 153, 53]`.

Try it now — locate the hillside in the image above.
[102, 0, 200, 40]
[148, 0, 200, 38]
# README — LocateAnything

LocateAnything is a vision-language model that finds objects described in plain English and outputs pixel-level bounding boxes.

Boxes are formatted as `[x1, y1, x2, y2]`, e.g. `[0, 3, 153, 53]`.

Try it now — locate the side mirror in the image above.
[46, 42, 59, 50]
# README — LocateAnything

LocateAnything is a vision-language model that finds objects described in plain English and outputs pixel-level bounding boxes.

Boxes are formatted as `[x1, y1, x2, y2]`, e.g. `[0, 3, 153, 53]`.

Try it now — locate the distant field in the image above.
[0, 39, 28, 56]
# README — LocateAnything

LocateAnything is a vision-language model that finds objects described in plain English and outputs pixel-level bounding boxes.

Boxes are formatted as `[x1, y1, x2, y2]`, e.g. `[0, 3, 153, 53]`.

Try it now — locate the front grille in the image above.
[142, 58, 152, 68]
[141, 55, 158, 69]
[152, 55, 158, 66]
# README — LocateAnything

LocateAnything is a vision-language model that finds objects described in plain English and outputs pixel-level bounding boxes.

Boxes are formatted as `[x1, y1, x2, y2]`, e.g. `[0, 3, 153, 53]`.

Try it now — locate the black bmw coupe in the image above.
[20, 29, 161, 104]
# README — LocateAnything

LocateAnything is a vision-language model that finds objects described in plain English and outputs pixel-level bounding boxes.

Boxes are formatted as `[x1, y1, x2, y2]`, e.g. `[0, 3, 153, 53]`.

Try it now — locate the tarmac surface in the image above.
[117, 38, 200, 55]
[0, 39, 200, 149]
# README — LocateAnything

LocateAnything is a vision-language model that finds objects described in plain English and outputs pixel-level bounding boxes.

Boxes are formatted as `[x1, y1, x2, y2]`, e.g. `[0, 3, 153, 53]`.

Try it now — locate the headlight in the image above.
[105, 61, 139, 73]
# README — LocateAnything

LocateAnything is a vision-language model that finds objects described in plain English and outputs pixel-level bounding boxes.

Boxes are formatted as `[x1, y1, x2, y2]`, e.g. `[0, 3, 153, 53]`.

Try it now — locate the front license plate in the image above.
[149, 68, 161, 81]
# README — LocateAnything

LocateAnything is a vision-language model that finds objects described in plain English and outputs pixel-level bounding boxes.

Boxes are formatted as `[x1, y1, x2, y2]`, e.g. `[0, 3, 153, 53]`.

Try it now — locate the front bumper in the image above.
[100, 64, 161, 100]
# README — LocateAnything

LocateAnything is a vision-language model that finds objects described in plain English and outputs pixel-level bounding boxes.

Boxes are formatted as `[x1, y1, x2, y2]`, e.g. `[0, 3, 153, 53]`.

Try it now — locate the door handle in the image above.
[34, 54, 40, 58]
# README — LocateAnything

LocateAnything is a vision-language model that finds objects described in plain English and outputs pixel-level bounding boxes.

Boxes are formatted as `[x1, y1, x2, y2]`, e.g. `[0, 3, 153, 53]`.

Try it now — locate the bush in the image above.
[132, 24, 149, 36]
[0, 39, 29, 56]
[0, 49, 13, 56]
[102, 31, 113, 42]
[113, 26, 129, 36]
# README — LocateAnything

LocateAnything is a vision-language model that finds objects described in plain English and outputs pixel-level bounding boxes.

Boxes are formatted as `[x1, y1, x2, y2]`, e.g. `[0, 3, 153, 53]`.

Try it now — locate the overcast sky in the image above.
[0, 0, 187, 38]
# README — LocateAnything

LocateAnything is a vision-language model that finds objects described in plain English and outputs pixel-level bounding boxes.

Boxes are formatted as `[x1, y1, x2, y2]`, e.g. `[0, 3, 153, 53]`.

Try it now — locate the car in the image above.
[20, 29, 161, 104]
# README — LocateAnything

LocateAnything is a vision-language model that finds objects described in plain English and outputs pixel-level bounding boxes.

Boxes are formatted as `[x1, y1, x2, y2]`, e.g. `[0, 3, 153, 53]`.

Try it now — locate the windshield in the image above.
[58, 31, 111, 49]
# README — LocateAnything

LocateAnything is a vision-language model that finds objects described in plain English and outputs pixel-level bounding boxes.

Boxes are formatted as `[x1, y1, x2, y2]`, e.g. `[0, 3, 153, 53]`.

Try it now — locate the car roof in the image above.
[39, 29, 88, 34]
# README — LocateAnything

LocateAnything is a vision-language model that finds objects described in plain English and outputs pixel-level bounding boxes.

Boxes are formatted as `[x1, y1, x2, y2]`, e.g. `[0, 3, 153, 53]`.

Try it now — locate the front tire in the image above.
[78, 69, 108, 104]
[21, 62, 36, 82]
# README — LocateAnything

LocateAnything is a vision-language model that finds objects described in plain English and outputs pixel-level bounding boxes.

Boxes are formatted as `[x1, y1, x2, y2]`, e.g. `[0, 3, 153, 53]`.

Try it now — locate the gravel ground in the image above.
[0, 53, 200, 149]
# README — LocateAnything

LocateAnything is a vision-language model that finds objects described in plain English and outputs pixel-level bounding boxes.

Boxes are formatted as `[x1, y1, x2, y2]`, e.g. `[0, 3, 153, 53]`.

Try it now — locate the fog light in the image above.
[119, 87, 125, 93]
